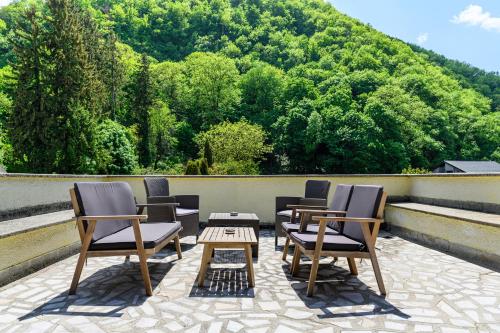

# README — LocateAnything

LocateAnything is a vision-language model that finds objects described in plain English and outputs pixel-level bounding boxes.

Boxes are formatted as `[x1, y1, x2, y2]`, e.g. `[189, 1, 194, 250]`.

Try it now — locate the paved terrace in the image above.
[1, 230, 499, 333]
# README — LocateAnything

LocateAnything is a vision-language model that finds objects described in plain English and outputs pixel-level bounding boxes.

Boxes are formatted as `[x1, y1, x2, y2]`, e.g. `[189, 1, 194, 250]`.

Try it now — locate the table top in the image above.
[198, 227, 258, 244]
[208, 213, 259, 221]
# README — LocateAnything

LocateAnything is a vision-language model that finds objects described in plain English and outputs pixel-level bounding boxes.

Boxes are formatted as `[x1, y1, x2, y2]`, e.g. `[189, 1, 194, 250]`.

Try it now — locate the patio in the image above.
[1, 230, 499, 333]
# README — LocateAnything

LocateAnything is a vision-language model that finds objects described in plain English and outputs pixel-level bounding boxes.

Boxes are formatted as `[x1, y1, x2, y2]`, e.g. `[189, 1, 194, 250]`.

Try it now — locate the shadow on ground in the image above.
[189, 250, 255, 298]
[280, 249, 410, 320]
[18, 257, 179, 320]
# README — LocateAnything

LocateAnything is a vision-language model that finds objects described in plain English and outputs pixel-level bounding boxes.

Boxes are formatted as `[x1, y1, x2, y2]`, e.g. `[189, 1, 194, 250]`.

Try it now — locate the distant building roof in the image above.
[444, 160, 500, 173]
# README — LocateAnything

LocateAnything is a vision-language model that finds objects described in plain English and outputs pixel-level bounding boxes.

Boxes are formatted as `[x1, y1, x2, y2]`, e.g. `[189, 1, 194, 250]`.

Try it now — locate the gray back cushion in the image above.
[74, 182, 136, 241]
[304, 180, 331, 199]
[144, 177, 169, 197]
[342, 185, 383, 244]
[327, 184, 354, 231]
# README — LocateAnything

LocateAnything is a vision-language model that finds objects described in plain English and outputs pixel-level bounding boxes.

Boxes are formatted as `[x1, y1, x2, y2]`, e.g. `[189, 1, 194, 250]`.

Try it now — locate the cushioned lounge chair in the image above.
[69, 182, 183, 296]
[275, 180, 331, 246]
[281, 184, 354, 261]
[144, 177, 199, 240]
[289, 185, 387, 296]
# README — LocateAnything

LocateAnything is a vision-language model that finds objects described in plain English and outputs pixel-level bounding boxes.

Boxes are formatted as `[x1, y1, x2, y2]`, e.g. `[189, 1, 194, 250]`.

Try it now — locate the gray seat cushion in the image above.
[277, 209, 293, 218]
[290, 232, 365, 251]
[281, 222, 339, 235]
[74, 182, 136, 241]
[176, 208, 199, 216]
[90, 222, 182, 251]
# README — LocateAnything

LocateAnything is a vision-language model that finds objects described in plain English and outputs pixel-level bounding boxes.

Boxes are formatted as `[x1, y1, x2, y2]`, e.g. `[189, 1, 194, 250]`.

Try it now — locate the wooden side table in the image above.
[197, 227, 258, 287]
[208, 213, 260, 257]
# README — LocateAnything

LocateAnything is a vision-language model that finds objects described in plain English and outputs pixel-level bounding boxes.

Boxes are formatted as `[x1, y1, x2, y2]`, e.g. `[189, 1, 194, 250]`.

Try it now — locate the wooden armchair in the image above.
[280, 184, 354, 261]
[289, 185, 387, 297]
[69, 182, 183, 296]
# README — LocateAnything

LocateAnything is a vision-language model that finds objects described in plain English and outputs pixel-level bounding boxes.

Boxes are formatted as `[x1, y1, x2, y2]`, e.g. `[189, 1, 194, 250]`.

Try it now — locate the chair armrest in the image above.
[77, 215, 148, 222]
[137, 202, 179, 215]
[276, 196, 301, 212]
[299, 197, 327, 206]
[174, 195, 199, 209]
[287, 204, 329, 209]
[147, 195, 177, 202]
[296, 209, 346, 215]
[312, 216, 384, 224]
[136, 203, 180, 207]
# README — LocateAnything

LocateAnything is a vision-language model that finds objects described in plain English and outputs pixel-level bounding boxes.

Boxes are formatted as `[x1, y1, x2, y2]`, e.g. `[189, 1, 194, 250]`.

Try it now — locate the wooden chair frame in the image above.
[289, 192, 387, 297]
[281, 205, 345, 261]
[69, 189, 183, 296]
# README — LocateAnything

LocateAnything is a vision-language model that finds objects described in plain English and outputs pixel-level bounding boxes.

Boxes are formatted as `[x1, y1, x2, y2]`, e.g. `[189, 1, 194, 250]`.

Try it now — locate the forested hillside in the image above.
[0, 0, 498, 175]
[410, 44, 500, 112]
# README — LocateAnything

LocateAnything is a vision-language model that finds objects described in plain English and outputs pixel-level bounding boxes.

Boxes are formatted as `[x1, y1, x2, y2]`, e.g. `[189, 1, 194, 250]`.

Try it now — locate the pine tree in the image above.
[199, 157, 209, 175]
[44, 0, 101, 173]
[203, 140, 213, 167]
[133, 53, 153, 166]
[9, 5, 52, 172]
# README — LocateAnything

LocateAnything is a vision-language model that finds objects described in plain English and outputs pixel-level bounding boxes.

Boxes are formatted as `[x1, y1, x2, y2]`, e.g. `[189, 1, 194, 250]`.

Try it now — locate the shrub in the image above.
[199, 157, 209, 175]
[185, 159, 201, 175]
[210, 160, 259, 175]
[401, 166, 430, 174]
[96, 120, 138, 174]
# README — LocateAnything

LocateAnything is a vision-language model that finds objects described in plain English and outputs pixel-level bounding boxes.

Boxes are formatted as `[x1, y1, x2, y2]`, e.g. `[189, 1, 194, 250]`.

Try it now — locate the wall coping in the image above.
[2, 172, 500, 179]
[387, 203, 500, 228]
[0, 210, 75, 239]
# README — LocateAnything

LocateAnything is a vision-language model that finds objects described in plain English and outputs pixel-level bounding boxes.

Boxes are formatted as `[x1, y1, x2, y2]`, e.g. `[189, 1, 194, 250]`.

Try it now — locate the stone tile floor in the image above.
[1, 230, 499, 333]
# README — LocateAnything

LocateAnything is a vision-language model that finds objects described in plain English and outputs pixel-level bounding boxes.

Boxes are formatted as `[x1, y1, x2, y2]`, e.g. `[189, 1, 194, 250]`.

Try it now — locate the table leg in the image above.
[198, 244, 212, 287]
[244, 244, 255, 287]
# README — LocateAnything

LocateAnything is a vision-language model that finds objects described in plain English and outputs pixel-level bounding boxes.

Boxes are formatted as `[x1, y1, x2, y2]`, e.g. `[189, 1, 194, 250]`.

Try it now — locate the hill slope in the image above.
[0, 0, 498, 174]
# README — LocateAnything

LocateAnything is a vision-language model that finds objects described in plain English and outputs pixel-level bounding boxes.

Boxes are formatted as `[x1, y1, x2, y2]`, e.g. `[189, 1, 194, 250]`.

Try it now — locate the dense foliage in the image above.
[0, 0, 498, 174]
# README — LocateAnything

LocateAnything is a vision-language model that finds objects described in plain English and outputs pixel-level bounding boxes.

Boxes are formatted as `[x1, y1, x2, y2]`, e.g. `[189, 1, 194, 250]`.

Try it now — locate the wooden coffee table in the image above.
[197, 227, 257, 287]
[208, 213, 260, 257]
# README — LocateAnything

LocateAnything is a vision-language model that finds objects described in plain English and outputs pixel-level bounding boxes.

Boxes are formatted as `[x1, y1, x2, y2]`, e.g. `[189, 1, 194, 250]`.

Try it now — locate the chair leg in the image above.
[275, 234, 278, 247]
[347, 258, 358, 276]
[137, 253, 153, 296]
[69, 253, 87, 295]
[174, 236, 182, 260]
[307, 257, 320, 297]
[369, 251, 386, 295]
[124, 255, 130, 263]
[291, 246, 301, 276]
[282, 236, 290, 261]
[69, 221, 96, 295]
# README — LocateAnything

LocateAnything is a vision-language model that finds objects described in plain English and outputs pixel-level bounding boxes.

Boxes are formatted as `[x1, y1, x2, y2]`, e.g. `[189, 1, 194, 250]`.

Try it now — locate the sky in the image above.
[1, 0, 498, 72]
[329, 0, 500, 72]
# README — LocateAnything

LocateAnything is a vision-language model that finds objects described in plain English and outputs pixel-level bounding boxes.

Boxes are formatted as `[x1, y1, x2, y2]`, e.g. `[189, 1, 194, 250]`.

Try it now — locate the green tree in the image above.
[132, 53, 153, 166]
[203, 140, 213, 167]
[44, 0, 102, 173]
[195, 119, 272, 165]
[149, 100, 178, 168]
[96, 120, 138, 174]
[238, 63, 284, 129]
[179, 52, 241, 129]
[9, 4, 50, 172]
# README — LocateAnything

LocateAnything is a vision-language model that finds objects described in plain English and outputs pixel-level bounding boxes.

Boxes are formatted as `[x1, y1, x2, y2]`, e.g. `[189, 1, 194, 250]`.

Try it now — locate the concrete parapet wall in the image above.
[385, 204, 500, 270]
[0, 212, 79, 286]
